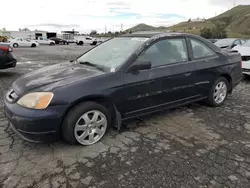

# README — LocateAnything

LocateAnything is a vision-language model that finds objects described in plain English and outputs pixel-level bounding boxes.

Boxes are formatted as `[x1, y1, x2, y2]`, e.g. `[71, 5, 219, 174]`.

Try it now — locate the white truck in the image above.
[75, 36, 97, 45]
[35, 37, 55, 45]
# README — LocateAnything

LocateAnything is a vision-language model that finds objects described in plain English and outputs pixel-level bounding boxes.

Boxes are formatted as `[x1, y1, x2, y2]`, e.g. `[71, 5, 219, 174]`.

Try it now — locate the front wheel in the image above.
[62, 101, 111, 146]
[206, 77, 229, 107]
[31, 43, 36, 47]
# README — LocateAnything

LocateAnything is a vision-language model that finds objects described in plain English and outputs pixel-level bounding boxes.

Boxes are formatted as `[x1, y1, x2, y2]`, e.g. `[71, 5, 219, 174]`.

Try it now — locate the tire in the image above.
[206, 77, 229, 107]
[92, 41, 97, 45]
[13, 43, 18, 48]
[62, 101, 111, 146]
[50, 42, 54, 46]
[244, 74, 250, 80]
[79, 41, 83, 45]
[31, 43, 36, 47]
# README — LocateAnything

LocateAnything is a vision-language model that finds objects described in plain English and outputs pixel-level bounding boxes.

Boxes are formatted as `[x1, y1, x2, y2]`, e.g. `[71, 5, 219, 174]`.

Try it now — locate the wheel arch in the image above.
[60, 94, 119, 133]
[220, 74, 232, 93]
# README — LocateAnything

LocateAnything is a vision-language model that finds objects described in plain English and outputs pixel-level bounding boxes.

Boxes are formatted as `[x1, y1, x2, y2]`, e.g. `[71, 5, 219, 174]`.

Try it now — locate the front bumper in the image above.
[4, 99, 68, 143]
[242, 68, 250, 76]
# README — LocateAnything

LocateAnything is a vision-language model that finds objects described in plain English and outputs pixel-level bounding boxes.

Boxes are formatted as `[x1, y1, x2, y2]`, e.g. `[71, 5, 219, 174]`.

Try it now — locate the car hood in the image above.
[12, 62, 105, 95]
[234, 46, 250, 56]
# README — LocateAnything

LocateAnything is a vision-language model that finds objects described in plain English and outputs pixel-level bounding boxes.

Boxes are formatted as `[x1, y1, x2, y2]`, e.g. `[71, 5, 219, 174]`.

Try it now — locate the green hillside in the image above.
[168, 5, 250, 37]
[126, 5, 250, 38]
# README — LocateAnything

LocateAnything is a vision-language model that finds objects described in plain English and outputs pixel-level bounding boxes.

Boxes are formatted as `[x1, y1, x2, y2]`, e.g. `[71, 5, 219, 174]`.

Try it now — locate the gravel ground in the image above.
[1, 45, 250, 188]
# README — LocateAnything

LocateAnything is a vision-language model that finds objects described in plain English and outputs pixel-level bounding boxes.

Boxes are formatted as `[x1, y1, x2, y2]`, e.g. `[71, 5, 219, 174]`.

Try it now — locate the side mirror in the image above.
[127, 60, 151, 72]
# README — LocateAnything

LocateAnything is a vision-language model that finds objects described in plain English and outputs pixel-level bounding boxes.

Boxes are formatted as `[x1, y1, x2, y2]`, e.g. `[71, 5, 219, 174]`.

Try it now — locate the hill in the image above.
[125, 23, 167, 32]
[126, 5, 250, 38]
[168, 5, 250, 37]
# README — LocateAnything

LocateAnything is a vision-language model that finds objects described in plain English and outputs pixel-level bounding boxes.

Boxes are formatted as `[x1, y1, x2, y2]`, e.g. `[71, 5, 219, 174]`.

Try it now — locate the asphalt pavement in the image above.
[1, 44, 250, 188]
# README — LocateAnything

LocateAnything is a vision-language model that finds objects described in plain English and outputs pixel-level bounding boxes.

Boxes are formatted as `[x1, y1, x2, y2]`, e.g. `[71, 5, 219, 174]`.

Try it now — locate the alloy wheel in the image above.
[74, 110, 107, 145]
[213, 81, 227, 104]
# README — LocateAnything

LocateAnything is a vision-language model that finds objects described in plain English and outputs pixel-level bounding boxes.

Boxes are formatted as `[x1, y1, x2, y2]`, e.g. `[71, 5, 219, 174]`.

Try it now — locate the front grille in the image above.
[6, 88, 18, 102]
[242, 56, 250, 61]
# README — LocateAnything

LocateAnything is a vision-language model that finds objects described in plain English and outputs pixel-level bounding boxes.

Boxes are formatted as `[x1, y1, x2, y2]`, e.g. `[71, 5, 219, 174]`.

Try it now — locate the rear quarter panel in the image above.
[225, 51, 242, 87]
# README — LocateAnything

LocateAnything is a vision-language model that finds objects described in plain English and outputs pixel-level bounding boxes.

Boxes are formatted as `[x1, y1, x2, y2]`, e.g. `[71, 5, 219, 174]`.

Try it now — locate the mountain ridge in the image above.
[126, 5, 250, 37]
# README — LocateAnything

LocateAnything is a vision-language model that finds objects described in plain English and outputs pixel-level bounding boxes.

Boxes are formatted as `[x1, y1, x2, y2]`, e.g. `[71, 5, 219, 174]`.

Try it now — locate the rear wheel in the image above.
[31, 43, 36, 47]
[62, 101, 111, 145]
[50, 42, 55, 46]
[206, 77, 229, 107]
[13, 43, 18, 48]
[79, 41, 83, 45]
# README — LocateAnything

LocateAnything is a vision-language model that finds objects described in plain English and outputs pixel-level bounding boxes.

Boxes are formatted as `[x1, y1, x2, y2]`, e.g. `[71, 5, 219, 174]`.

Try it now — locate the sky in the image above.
[1, 0, 250, 33]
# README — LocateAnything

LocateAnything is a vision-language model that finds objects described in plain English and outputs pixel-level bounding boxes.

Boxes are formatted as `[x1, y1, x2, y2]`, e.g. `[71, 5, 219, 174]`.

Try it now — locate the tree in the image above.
[108, 31, 112, 34]
[200, 28, 213, 39]
[211, 22, 227, 39]
[90, 30, 98, 35]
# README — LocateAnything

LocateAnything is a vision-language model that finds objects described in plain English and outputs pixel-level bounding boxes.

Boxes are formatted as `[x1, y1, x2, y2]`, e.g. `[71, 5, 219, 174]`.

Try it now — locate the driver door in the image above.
[119, 37, 196, 119]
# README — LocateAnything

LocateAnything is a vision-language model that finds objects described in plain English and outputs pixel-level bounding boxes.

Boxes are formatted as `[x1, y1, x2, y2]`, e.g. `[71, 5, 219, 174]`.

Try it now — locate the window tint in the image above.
[137, 38, 188, 67]
[190, 39, 216, 59]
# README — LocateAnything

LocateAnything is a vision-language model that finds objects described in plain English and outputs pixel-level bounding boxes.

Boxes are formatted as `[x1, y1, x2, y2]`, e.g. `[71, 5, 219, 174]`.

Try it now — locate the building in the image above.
[61, 30, 79, 40]
[0, 28, 57, 39]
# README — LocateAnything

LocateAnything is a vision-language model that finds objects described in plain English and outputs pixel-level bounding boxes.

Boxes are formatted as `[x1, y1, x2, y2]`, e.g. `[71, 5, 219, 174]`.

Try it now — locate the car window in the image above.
[137, 38, 188, 67]
[234, 40, 241, 45]
[86, 37, 92, 40]
[190, 39, 216, 59]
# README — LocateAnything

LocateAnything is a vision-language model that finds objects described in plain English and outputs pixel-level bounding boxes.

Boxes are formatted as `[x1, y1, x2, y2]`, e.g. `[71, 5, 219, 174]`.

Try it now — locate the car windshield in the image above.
[76, 37, 149, 71]
[242, 40, 250, 47]
[214, 39, 235, 47]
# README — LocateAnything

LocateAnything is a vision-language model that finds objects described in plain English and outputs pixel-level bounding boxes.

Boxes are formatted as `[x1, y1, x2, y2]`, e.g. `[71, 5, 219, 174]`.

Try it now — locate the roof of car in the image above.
[121, 31, 197, 38]
[120, 31, 222, 52]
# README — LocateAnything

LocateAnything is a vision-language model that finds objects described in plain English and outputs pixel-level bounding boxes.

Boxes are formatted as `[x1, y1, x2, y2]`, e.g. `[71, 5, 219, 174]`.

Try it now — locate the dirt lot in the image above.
[1, 44, 250, 188]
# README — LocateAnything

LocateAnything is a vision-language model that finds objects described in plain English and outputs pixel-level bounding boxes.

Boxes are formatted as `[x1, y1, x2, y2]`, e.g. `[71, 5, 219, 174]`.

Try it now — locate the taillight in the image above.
[0, 46, 9, 51]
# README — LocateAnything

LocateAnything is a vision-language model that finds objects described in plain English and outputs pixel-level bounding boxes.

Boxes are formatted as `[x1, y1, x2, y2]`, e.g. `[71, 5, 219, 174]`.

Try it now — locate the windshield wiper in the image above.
[78, 61, 105, 72]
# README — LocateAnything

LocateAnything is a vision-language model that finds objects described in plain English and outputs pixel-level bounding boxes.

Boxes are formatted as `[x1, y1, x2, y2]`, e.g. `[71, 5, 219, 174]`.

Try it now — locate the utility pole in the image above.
[121, 23, 123, 32]
[233, 0, 236, 7]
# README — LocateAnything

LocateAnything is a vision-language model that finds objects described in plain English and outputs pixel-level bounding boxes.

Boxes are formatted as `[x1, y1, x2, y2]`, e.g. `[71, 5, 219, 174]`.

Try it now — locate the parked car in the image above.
[10, 37, 39, 48]
[0, 44, 17, 69]
[67, 39, 76, 43]
[208, 39, 218, 43]
[231, 40, 250, 76]
[214, 38, 246, 49]
[35, 37, 55, 45]
[75, 36, 97, 45]
[4, 32, 242, 146]
[49, 37, 69, 45]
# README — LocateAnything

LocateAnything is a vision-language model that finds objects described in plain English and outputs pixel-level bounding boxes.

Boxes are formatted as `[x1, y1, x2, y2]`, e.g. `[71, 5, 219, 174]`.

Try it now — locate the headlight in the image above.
[17, 92, 54, 109]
